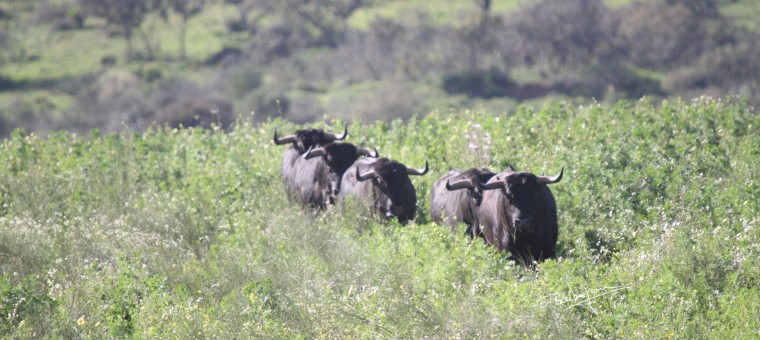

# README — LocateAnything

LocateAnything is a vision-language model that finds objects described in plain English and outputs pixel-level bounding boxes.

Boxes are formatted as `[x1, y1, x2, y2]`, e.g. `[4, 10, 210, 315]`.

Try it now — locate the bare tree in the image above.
[280, 0, 370, 48]
[165, 0, 206, 60]
[473, 0, 491, 18]
[79, 0, 150, 59]
[224, 0, 273, 32]
[509, 0, 609, 78]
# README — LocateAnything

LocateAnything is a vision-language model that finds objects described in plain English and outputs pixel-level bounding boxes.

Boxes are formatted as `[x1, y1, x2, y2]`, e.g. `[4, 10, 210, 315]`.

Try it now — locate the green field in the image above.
[1, 99, 758, 337]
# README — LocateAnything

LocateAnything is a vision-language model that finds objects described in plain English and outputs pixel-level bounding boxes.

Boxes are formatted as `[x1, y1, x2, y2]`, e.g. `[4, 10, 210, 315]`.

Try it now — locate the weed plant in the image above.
[0, 97, 758, 337]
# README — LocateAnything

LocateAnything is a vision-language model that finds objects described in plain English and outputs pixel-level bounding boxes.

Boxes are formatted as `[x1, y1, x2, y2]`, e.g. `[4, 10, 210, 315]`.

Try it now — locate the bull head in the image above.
[479, 166, 562, 190]
[446, 167, 497, 204]
[355, 159, 427, 223]
[480, 167, 563, 233]
[356, 160, 429, 181]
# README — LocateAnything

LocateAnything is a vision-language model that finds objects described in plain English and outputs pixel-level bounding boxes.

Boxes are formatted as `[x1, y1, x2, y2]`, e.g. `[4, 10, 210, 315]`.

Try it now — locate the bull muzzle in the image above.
[514, 217, 533, 232]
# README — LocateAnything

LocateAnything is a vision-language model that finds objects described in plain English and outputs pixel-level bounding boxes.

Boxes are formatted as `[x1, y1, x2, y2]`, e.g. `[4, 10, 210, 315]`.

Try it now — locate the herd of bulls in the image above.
[274, 125, 564, 262]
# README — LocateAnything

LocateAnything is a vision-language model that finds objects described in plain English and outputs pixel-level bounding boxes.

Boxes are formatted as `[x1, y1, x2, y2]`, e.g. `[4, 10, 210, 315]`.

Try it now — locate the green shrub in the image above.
[0, 99, 757, 337]
[442, 68, 512, 98]
[0, 275, 56, 335]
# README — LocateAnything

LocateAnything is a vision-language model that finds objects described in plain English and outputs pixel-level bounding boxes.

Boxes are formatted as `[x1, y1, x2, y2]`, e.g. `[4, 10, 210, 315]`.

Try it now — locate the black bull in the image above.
[429, 167, 497, 238]
[477, 167, 564, 261]
[274, 125, 380, 208]
[338, 158, 428, 224]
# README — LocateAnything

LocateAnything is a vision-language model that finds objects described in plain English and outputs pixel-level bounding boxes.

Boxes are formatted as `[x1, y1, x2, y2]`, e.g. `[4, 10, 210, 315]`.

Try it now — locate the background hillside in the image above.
[1, 99, 758, 337]
[1, 0, 760, 137]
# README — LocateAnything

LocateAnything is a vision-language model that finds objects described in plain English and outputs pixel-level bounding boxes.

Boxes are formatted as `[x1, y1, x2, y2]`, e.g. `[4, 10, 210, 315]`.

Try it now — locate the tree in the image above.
[460, 0, 499, 69]
[79, 0, 150, 59]
[665, 0, 737, 18]
[509, 0, 610, 78]
[472, 0, 491, 18]
[165, 0, 206, 60]
[279, 0, 370, 48]
[224, 0, 273, 32]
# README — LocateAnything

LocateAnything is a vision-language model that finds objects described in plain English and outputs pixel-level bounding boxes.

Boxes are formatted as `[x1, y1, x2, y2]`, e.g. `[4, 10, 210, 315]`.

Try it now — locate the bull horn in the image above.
[537, 167, 564, 184]
[324, 123, 348, 141]
[357, 147, 379, 158]
[273, 128, 297, 145]
[303, 146, 326, 159]
[479, 177, 506, 190]
[356, 165, 377, 182]
[446, 177, 475, 191]
[406, 160, 429, 176]
[507, 164, 517, 172]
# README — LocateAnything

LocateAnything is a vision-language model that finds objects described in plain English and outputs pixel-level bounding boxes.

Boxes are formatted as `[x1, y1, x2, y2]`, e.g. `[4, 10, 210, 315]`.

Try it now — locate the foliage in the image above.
[0, 275, 57, 334]
[79, 0, 152, 58]
[508, 0, 611, 76]
[443, 68, 513, 99]
[3, 0, 760, 136]
[163, 0, 207, 60]
[0, 99, 758, 337]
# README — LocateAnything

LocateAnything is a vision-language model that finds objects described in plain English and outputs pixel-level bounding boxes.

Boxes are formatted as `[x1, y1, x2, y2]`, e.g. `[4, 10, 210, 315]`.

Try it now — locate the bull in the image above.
[338, 157, 429, 224]
[296, 142, 378, 208]
[429, 167, 497, 238]
[477, 166, 564, 262]
[273, 124, 348, 203]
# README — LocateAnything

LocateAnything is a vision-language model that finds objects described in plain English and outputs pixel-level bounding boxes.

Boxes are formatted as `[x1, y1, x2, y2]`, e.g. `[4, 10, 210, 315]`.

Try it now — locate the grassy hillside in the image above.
[1, 99, 758, 337]
[4, 0, 760, 137]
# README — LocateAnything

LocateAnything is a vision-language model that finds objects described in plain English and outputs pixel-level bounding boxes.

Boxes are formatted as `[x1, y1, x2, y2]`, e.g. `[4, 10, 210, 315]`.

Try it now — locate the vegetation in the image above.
[2, 0, 760, 137]
[1, 98, 758, 337]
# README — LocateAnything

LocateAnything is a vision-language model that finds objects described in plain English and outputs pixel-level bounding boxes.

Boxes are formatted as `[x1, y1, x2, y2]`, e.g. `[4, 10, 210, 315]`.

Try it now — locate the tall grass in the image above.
[1, 98, 758, 337]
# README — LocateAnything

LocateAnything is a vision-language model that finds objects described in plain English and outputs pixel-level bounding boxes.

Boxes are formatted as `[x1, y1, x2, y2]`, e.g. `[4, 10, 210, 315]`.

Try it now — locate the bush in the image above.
[554, 62, 664, 100]
[664, 37, 760, 108]
[0, 100, 758, 338]
[32, 2, 85, 31]
[153, 77, 235, 130]
[229, 66, 262, 98]
[614, 1, 733, 69]
[442, 68, 512, 99]
[0, 275, 56, 335]
[67, 70, 153, 133]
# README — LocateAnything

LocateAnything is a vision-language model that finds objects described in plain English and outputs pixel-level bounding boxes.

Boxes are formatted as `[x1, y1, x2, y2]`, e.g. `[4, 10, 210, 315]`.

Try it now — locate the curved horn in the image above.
[324, 123, 348, 141]
[273, 128, 297, 145]
[303, 146, 326, 160]
[356, 165, 377, 182]
[537, 167, 564, 184]
[406, 160, 429, 176]
[357, 147, 379, 158]
[446, 177, 475, 191]
[479, 177, 506, 191]
[506, 164, 517, 172]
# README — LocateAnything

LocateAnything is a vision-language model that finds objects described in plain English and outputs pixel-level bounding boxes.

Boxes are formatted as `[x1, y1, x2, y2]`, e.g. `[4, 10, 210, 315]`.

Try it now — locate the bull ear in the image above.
[446, 177, 475, 191]
[356, 165, 377, 182]
[303, 146, 326, 159]
[273, 128, 297, 145]
[324, 123, 348, 141]
[537, 167, 564, 184]
[406, 160, 429, 176]
[357, 147, 379, 158]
